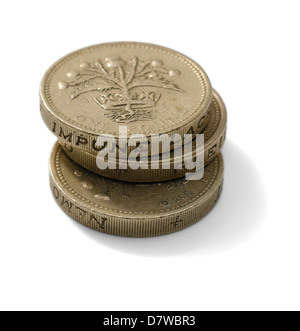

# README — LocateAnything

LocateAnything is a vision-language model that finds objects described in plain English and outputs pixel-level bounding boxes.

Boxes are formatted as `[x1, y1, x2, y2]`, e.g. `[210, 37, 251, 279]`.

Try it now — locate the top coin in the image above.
[40, 42, 212, 152]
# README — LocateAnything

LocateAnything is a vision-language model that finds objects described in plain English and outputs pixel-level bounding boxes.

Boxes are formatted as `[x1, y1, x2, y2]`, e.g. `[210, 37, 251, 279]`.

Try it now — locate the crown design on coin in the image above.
[58, 56, 184, 123]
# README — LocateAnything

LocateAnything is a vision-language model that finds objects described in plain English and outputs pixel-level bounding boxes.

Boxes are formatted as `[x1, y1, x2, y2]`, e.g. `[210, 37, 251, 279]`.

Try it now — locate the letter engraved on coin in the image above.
[183, 190, 194, 198]
[59, 127, 72, 142]
[89, 215, 107, 229]
[187, 126, 195, 135]
[53, 186, 59, 199]
[61, 196, 73, 213]
[170, 215, 183, 228]
[208, 143, 217, 158]
[172, 194, 185, 203]
[76, 135, 88, 146]
[75, 206, 87, 218]
[160, 200, 171, 207]
[197, 115, 206, 129]
[58, 56, 183, 123]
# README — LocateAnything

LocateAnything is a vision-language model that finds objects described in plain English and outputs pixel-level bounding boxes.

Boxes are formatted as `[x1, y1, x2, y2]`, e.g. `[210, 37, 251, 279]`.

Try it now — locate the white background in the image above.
[0, 0, 299, 311]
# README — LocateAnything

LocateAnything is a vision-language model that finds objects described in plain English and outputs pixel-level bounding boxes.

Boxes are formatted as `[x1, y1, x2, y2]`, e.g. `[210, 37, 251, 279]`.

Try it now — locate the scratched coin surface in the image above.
[61, 89, 226, 182]
[49, 142, 224, 237]
[41, 42, 212, 153]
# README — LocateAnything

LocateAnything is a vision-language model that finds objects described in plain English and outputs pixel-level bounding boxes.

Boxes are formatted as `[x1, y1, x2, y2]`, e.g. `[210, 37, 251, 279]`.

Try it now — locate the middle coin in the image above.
[61, 89, 227, 182]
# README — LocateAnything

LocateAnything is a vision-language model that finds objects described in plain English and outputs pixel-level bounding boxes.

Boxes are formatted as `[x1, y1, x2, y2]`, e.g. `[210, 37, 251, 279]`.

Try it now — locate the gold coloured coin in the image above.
[61, 89, 227, 182]
[49, 142, 224, 237]
[41, 42, 212, 153]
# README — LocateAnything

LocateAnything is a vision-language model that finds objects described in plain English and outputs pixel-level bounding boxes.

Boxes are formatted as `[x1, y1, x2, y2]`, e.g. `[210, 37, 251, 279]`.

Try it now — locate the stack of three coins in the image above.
[40, 42, 227, 237]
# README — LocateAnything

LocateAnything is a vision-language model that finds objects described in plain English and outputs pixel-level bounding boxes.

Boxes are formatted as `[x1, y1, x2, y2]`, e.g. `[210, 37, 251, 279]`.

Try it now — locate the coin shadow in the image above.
[72, 140, 268, 256]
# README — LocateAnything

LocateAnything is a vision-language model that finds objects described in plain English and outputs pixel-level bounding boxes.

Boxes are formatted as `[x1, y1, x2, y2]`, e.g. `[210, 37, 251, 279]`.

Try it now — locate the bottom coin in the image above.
[49, 142, 224, 237]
